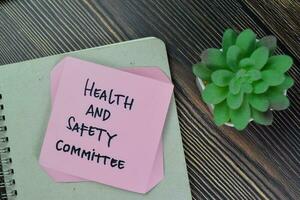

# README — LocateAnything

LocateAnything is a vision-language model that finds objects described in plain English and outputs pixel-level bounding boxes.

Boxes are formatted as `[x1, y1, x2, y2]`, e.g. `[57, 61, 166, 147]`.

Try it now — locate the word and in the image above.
[66, 116, 117, 148]
[84, 78, 135, 111]
[56, 140, 125, 169]
[85, 104, 111, 121]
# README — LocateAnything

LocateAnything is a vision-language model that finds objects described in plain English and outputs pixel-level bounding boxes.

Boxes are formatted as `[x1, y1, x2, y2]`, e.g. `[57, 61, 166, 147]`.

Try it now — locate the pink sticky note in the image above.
[39, 57, 174, 193]
[44, 58, 170, 186]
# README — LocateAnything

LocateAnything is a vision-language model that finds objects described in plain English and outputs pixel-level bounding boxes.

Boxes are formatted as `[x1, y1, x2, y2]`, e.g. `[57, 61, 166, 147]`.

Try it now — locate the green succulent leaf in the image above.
[262, 70, 285, 86]
[236, 69, 246, 77]
[226, 45, 242, 71]
[249, 94, 269, 112]
[202, 83, 228, 105]
[275, 75, 294, 91]
[264, 55, 293, 73]
[250, 46, 269, 70]
[211, 70, 234, 87]
[267, 89, 290, 110]
[227, 91, 244, 109]
[252, 108, 273, 125]
[253, 80, 269, 94]
[201, 48, 226, 70]
[222, 29, 238, 54]
[230, 99, 251, 130]
[241, 82, 253, 94]
[247, 69, 262, 81]
[213, 101, 230, 126]
[192, 62, 212, 81]
[257, 36, 277, 53]
[235, 29, 256, 56]
[229, 78, 241, 95]
[239, 58, 255, 69]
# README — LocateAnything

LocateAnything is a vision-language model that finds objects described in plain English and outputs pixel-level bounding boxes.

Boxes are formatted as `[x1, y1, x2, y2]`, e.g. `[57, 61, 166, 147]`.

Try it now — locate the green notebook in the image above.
[0, 37, 192, 200]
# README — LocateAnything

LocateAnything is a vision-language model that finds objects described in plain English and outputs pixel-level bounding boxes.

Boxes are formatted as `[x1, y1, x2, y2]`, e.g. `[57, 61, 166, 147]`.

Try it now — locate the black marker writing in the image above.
[56, 140, 125, 169]
[84, 78, 135, 110]
[66, 116, 117, 148]
[85, 104, 111, 121]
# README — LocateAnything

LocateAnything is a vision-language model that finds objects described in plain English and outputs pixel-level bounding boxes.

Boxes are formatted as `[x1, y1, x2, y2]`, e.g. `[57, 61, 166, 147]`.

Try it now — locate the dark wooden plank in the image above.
[242, 0, 300, 61]
[0, 0, 299, 199]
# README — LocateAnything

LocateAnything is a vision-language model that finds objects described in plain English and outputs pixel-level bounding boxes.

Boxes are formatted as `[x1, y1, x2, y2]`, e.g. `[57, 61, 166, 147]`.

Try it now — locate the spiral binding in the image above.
[0, 94, 17, 199]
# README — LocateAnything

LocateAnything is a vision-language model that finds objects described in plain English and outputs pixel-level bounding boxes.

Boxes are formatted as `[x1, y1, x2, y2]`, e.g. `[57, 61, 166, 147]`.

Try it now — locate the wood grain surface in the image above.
[0, 0, 299, 199]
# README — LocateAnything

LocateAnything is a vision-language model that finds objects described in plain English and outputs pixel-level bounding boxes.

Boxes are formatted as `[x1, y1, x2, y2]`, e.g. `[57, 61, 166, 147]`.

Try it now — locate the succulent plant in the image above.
[193, 28, 294, 130]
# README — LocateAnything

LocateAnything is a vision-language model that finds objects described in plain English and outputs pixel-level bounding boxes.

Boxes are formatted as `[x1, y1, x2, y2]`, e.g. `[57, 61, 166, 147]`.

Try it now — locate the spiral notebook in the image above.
[0, 37, 192, 200]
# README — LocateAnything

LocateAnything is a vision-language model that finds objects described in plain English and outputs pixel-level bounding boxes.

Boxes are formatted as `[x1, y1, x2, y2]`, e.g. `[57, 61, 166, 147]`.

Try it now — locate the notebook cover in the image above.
[0, 37, 192, 200]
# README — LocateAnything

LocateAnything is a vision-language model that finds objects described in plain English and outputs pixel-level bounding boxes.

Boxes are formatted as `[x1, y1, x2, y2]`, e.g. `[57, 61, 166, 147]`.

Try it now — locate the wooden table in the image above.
[1, 1, 299, 199]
